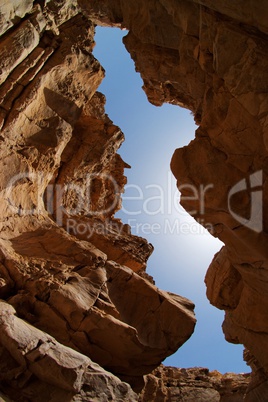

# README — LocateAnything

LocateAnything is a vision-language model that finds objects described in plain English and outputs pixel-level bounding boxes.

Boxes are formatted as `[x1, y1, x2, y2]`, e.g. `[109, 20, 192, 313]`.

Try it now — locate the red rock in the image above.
[0, 0, 267, 400]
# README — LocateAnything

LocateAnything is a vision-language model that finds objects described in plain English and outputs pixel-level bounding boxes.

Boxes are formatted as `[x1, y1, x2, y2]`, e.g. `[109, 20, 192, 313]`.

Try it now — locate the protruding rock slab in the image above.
[0, 225, 195, 384]
[2, 0, 267, 400]
[0, 301, 138, 401]
[82, 0, 268, 398]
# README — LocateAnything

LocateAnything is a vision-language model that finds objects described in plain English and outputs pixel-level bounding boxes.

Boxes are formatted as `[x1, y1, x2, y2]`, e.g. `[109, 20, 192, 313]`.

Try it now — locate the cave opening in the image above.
[93, 26, 249, 374]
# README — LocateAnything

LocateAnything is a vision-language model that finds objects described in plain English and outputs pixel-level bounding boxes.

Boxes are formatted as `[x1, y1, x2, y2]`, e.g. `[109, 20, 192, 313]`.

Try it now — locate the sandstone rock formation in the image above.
[0, 301, 138, 401]
[0, 1, 196, 400]
[0, 0, 267, 401]
[140, 365, 249, 402]
[78, 0, 268, 399]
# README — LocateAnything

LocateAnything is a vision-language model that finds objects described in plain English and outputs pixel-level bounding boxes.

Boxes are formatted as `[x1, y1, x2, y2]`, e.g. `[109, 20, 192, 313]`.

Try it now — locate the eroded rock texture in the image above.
[140, 365, 249, 402]
[0, 1, 196, 400]
[0, 0, 267, 401]
[78, 0, 268, 400]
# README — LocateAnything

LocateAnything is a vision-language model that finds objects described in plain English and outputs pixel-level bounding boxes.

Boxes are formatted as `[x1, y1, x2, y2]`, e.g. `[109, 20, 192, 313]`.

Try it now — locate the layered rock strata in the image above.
[0, 0, 267, 401]
[140, 365, 250, 402]
[0, 1, 196, 400]
[78, 0, 268, 399]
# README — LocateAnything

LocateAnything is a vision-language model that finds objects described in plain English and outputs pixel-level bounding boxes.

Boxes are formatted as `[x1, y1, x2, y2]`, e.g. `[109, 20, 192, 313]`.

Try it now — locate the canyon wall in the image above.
[0, 0, 267, 401]
[0, 1, 196, 399]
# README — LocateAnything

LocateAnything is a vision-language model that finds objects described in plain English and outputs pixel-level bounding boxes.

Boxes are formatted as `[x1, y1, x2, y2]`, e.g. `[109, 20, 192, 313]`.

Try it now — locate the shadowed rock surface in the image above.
[0, 0, 267, 400]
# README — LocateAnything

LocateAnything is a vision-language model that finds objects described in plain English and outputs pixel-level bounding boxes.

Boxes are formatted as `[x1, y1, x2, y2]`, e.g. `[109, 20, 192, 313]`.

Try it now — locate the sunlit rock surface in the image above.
[140, 365, 249, 402]
[0, 0, 267, 400]
[78, 0, 268, 399]
[0, 1, 196, 399]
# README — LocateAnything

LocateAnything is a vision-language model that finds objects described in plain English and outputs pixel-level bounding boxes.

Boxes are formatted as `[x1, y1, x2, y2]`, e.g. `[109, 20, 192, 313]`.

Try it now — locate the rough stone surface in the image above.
[140, 365, 250, 402]
[0, 300, 137, 401]
[0, 0, 267, 401]
[78, 0, 268, 399]
[0, 1, 196, 400]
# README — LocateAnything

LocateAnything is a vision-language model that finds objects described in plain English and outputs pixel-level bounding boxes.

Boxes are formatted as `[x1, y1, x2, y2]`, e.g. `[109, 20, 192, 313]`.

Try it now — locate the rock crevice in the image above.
[0, 0, 267, 400]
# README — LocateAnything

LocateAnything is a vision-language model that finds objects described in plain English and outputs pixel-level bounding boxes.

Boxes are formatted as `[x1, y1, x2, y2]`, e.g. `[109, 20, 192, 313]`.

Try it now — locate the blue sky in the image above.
[93, 27, 249, 374]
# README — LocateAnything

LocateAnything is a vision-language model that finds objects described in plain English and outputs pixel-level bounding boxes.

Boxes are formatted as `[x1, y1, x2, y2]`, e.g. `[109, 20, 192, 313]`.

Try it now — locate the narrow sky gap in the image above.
[93, 26, 249, 374]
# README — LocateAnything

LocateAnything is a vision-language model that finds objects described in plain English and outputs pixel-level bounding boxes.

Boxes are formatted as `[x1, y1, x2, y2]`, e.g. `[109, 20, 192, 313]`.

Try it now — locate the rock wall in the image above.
[78, 1, 268, 400]
[140, 365, 249, 402]
[0, 1, 196, 400]
[0, 0, 267, 401]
